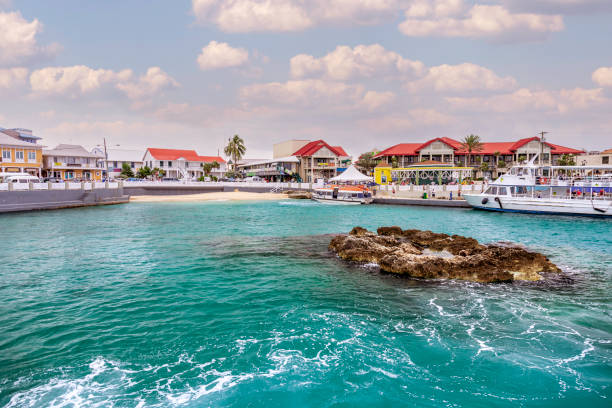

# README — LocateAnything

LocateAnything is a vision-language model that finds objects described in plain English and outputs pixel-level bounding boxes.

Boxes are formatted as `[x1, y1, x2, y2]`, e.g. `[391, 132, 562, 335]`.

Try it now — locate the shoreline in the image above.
[129, 191, 289, 203]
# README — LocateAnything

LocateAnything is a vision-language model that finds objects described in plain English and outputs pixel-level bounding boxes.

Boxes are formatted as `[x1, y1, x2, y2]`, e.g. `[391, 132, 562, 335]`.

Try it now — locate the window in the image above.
[2, 150, 10, 160]
[113, 161, 118, 167]
[15, 150, 24, 161]
[603, 156, 609, 164]
[131, 162, 135, 168]
[167, 161, 172, 167]
[28, 151, 36, 161]
[65, 171, 74, 179]
[159, 161, 164, 167]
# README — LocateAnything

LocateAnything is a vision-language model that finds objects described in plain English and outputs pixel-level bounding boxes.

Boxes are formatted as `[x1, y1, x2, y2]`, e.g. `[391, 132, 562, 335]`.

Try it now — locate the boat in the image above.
[463, 156, 612, 216]
[312, 185, 374, 205]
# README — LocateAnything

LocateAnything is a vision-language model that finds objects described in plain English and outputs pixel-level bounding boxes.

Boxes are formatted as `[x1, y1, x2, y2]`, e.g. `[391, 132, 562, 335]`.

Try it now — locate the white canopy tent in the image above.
[329, 165, 373, 183]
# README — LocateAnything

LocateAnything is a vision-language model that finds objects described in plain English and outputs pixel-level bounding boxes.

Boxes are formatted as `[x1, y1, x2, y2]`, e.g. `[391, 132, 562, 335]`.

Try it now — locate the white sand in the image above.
[129, 191, 289, 203]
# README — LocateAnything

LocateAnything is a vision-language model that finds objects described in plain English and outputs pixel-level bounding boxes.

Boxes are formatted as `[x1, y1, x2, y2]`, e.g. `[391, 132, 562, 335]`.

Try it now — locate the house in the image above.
[91, 148, 144, 178]
[0, 128, 44, 176]
[275, 140, 351, 182]
[142, 148, 226, 179]
[42, 144, 105, 181]
[375, 136, 584, 178]
[577, 148, 612, 166]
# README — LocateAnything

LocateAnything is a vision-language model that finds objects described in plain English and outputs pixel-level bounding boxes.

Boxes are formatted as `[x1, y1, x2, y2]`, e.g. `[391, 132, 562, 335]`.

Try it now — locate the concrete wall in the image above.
[124, 185, 224, 196]
[0, 188, 127, 213]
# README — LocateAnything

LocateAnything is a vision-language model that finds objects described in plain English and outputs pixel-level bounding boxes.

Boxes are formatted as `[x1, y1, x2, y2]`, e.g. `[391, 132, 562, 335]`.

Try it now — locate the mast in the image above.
[538, 131, 548, 166]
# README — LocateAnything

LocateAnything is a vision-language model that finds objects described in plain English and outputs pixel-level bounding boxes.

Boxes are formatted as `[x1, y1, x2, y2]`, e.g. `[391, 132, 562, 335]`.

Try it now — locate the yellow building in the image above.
[43, 144, 105, 181]
[0, 129, 43, 176]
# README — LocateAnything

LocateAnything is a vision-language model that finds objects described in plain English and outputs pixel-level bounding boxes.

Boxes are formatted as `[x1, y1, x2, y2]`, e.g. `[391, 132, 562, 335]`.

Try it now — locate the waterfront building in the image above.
[142, 148, 226, 179]
[238, 156, 300, 181]
[91, 148, 144, 179]
[0, 128, 44, 176]
[42, 145, 105, 181]
[577, 149, 612, 166]
[375, 136, 583, 179]
[276, 139, 351, 182]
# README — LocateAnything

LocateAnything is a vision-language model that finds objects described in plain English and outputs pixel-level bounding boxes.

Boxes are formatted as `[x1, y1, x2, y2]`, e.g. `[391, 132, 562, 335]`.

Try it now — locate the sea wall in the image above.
[0, 189, 128, 213]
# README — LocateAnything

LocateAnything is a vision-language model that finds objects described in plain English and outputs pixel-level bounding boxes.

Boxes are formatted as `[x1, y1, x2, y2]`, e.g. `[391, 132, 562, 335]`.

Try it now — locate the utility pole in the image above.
[538, 131, 548, 165]
[103, 137, 109, 181]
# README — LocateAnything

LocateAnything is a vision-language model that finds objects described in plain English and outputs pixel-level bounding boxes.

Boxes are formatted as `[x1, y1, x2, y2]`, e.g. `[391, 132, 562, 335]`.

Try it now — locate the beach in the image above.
[129, 191, 288, 202]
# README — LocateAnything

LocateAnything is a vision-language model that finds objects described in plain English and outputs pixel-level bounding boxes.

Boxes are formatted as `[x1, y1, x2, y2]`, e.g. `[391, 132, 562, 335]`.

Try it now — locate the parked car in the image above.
[42, 177, 64, 183]
[125, 178, 143, 182]
[162, 177, 179, 182]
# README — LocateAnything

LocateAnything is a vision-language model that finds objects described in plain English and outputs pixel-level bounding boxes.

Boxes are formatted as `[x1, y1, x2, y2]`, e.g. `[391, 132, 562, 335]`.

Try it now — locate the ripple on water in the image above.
[0, 201, 610, 407]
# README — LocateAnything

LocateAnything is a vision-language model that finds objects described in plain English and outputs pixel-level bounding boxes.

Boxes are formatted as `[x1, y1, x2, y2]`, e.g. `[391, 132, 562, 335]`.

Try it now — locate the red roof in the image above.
[374, 143, 421, 157]
[548, 143, 584, 155]
[333, 146, 349, 157]
[198, 156, 226, 163]
[455, 142, 515, 155]
[146, 148, 226, 162]
[415, 137, 462, 152]
[292, 140, 344, 157]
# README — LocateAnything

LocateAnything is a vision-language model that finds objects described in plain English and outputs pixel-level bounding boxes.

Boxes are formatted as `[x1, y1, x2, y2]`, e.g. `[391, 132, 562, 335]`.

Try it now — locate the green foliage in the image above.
[518, 155, 527, 164]
[355, 151, 378, 174]
[391, 155, 399, 168]
[224, 134, 246, 171]
[557, 154, 576, 166]
[461, 134, 484, 166]
[137, 166, 152, 178]
[497, 160, 506, 168]
[197, 176, 206, 182]
[120, 162, 134, 178]
[201, 160, 221, 176]
[479, 162, 489, 172]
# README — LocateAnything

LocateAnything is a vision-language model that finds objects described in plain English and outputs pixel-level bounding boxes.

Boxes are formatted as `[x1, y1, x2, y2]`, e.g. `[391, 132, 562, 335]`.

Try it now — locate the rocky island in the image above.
[329, 226, 561, 283]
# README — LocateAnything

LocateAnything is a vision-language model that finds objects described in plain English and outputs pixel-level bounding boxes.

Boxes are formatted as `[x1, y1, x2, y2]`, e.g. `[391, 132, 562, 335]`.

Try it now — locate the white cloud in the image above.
[0, 11, 59, 66]
[192, 0, 402, 32]
[29, 65, 178, 99]
[197, 41, 249, 70]
[239, 79, 394, 112]
[408, 62, 517, 92]
[399, 1, 564, 40]
[0, 67, 28, 89]
[592, 67, 612, 87]
[115, 67, 179, 99]
[446, 87, 605, 113]
[290, 44, 424, 80]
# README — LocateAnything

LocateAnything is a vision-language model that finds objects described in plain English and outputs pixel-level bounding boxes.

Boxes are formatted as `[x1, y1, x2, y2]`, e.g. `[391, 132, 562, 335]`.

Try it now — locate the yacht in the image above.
[312, 185, 373, 205]
[463, 156, 612, 216]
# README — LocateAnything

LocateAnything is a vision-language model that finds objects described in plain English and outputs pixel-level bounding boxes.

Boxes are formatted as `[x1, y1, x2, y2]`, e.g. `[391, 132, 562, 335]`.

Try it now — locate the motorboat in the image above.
[463, 156, 612, 216]
[312, 185, 373, 205]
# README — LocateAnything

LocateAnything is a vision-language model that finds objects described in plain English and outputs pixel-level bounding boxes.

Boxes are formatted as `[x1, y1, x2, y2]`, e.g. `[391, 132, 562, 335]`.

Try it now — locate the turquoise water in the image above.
[0, 200, 610, 407]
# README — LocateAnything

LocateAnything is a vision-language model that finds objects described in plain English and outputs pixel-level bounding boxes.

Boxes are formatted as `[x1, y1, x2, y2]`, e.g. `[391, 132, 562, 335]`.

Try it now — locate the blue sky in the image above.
[1, 0, 611, 158]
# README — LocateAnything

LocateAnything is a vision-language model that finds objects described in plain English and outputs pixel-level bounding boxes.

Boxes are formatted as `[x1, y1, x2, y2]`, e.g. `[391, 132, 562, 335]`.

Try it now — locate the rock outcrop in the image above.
[329, 226, 561, 282]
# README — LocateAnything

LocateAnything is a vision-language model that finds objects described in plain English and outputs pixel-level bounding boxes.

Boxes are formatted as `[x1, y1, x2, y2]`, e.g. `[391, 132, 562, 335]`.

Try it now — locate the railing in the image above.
[0, 181, 120, 191]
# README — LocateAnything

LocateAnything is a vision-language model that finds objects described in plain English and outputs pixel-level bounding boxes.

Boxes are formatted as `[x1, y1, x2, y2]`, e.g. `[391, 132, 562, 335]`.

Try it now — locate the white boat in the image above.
[463, 157, 612, 216]
[312, 185, 374, 205]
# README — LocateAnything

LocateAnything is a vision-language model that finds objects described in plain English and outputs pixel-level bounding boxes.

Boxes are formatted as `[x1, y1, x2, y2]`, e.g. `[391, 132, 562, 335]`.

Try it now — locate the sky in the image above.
[1, 0, 611, 158]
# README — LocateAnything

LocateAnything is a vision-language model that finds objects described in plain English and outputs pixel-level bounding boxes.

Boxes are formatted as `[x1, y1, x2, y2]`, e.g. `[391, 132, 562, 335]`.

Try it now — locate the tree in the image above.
[557, 154, 576, 166]
[136, 166, 151, 179]
[224, 134, 246, 172]
[498, 160, 506, 168]
[391, 155, 399, 168]
[460, 134, 484, 166]
[355, 151, 378, 174]
[201, 161, 221, 178]
[120, 162, 134, 178]
[151, 167, 165, 179]
[518, 154, 527, 164]
[493, 151, 501, 167]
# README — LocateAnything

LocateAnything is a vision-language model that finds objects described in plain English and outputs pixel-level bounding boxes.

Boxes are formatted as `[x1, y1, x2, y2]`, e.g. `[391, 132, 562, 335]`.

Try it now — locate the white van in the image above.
[245, 176, 263, 182]
[1, 173, 41, 183]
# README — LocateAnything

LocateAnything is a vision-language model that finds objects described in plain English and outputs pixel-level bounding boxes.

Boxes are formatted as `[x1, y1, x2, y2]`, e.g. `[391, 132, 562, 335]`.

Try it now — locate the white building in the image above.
[142, 148, 226, 179]
[91, 147, 144, 178]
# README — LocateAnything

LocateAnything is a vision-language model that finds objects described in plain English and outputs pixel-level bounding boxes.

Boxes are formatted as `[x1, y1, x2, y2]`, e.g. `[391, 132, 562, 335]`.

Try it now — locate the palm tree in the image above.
[557, 154, 576, 166]
[493, 151, 500, 167]
[461, 134, 484, 167]
[224, 134, 246, 172]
